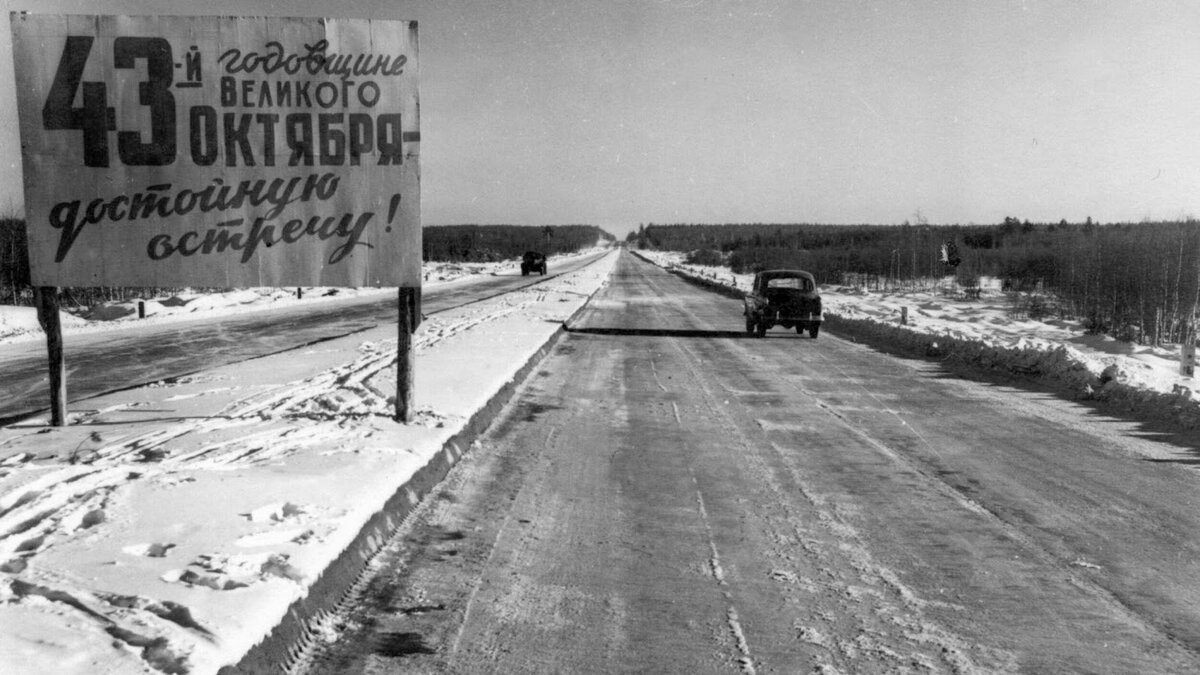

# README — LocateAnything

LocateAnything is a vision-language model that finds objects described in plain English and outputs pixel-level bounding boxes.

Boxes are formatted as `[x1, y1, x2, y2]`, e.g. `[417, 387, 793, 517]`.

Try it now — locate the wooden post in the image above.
[396, 286, 420, 422]
[900, 306, 908, 325]
[138, 300, 145, 319]
[33, 286, 67, 426]
[1183, 342, 1197, 378]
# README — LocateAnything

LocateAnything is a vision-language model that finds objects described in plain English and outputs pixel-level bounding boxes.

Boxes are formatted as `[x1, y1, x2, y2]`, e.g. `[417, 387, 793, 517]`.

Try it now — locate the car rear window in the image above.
[766, 278, 812, 291]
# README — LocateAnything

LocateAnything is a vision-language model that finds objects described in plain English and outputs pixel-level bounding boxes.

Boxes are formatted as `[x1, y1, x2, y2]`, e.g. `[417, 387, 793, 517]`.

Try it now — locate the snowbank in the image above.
[0, 247, 611, 346]
[0, 250, 619, 674]
[634, 249, 1200, 430]
[0, 305, 90, 337]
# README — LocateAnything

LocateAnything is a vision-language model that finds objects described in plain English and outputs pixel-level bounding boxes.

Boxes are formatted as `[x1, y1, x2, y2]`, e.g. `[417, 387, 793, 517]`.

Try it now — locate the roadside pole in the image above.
[397, 287, 421, 422]
[33, 286, 67, 426]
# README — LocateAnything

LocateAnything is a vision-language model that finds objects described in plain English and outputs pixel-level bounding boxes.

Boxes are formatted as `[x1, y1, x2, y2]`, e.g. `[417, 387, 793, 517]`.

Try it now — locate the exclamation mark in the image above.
[386, 193, 402, 232]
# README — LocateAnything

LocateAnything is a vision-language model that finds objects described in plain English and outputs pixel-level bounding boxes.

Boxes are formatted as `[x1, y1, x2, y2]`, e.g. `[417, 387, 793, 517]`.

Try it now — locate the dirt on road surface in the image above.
[302, 250, 1200, 674]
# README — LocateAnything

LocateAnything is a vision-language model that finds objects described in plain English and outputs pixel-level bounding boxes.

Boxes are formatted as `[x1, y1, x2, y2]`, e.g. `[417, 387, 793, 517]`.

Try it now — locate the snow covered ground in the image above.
[637, 250, 1200, 430]
[0, 250, 604, 346]
[0, 248, 618, 674]
[3, 243, 1197, 673]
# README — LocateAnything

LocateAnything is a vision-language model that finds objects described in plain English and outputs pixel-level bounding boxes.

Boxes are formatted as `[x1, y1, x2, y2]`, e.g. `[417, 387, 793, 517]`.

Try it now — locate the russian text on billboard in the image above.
[10, 14, 421, 288]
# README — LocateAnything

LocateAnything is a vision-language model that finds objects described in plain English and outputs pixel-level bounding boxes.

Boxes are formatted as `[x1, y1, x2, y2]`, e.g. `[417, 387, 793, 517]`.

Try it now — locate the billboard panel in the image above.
[10, 13, 420, 287]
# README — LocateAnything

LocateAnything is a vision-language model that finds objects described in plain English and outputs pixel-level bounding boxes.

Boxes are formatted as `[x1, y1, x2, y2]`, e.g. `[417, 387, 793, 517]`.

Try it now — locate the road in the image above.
[303, 251, 1200, 673]
[0, 251, 607, 424]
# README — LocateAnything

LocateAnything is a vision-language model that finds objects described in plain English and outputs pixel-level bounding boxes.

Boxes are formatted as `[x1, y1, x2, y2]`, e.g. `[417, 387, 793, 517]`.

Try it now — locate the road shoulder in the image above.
[0, 251, 618, 675]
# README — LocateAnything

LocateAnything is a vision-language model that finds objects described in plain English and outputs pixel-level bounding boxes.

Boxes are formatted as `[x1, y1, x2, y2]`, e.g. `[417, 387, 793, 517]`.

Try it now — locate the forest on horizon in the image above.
[3, 210, 1196, 346]
[0, 220, 613, 308]
[628, 219, 1200, 346]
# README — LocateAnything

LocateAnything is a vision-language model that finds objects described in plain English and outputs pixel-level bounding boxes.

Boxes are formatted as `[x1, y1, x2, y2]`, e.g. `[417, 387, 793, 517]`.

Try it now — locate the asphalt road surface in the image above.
[0, 251, 607, 424]
[304, 251, 1200, 674]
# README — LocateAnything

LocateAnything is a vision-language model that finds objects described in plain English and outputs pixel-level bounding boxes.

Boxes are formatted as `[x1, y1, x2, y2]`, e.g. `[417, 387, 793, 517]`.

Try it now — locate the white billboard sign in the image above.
[10, 13, 420, 287]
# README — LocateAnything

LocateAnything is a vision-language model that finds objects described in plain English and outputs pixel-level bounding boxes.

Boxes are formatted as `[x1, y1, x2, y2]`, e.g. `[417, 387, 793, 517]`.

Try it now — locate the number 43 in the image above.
[43, 36, 177, 168]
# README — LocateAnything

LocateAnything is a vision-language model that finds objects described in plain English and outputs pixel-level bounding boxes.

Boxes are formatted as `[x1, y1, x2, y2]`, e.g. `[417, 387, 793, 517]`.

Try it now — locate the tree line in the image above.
[422, 224, 612, 262]
[0, 220, 613, 308]
[629, 220, 1200, 345]
[0, 217, 30, 306]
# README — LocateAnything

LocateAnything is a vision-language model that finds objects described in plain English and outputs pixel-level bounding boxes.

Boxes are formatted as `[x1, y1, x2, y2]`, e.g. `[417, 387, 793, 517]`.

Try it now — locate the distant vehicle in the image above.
[744, 270, 823, 338]
[521, 251, 548, 276]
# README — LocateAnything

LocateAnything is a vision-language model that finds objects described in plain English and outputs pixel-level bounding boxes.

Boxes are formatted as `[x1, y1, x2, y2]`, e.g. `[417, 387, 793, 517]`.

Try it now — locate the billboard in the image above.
[10, 13, 420, 288]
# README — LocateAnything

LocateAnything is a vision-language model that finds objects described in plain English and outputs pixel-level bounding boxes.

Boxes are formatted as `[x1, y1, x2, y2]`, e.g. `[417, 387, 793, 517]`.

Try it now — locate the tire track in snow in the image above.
[663, 317, 1001, 673]
[656, 348, 757, 671]
[673, 371, 757, 673]
[692, 474, 758, 674]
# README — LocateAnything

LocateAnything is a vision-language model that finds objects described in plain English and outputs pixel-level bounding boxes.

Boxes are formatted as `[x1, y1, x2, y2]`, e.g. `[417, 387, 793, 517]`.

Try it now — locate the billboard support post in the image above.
[396, 287, 420, 422]
[33, 286, 67, 426]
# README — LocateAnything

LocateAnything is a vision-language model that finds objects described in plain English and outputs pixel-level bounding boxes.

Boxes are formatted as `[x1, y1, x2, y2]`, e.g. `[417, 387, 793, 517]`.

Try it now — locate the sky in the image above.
[2, 0, 1199, 240]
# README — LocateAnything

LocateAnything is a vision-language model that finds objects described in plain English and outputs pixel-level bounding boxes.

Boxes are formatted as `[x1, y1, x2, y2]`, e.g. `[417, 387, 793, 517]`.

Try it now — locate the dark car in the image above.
[521, 251, 547, 276]
[744, 270, 822, 338]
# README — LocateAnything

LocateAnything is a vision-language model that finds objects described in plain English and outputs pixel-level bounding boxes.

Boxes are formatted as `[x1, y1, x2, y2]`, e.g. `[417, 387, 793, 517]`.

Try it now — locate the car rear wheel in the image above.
[808, 325, 819, 339]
